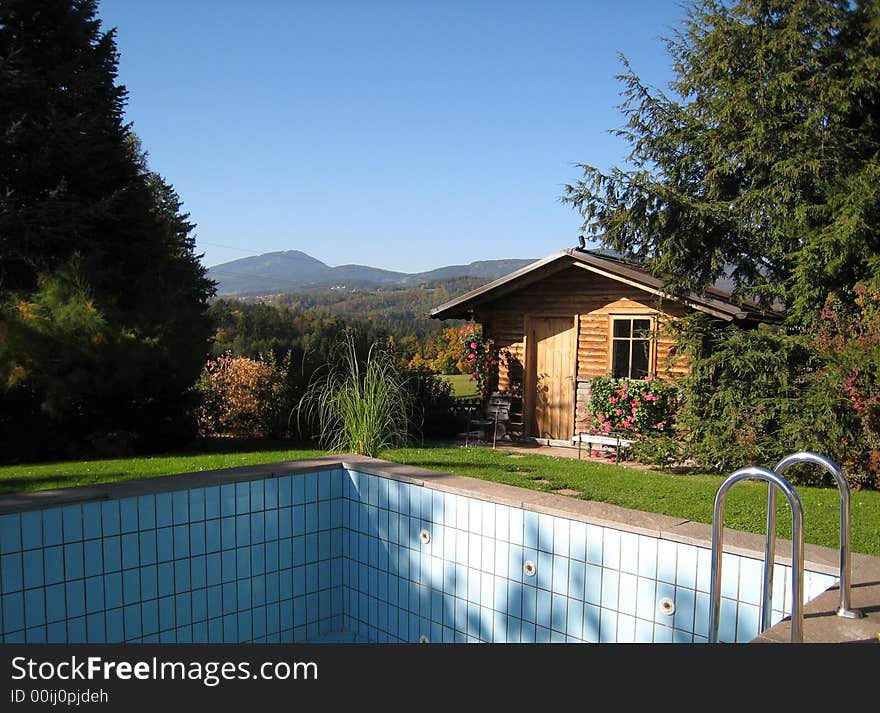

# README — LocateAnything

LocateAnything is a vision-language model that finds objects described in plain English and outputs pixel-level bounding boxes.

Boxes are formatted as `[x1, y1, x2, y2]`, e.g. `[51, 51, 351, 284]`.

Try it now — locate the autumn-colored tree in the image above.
[196, 352, 293, 439]
[408, 327, 463, 374]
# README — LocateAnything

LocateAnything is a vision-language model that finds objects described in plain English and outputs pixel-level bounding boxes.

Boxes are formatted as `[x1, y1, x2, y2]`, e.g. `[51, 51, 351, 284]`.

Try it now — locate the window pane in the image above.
[612, 340, 630, 379]
[613, 319, 631, 338]
[633, 319, 651, 338]
[631, 339, 649, 379]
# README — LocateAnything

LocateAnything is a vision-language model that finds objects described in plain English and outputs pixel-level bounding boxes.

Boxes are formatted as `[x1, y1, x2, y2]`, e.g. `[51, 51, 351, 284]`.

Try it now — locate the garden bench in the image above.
[572, 431, 635, 462]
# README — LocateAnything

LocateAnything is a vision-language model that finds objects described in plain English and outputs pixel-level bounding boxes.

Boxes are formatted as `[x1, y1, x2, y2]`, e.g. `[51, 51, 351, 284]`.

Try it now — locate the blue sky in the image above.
[97, 0, 687, 272]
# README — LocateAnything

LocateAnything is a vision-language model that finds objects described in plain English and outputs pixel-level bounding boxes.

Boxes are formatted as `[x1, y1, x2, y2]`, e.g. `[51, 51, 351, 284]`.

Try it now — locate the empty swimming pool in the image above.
[0, 455, 861, 644]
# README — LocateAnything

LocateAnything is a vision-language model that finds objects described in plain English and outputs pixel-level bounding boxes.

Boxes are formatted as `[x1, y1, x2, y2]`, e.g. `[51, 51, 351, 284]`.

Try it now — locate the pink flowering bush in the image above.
[457, 322, 498, 398]
[589, 375, 676, 437]
[804, 284, 880, 488]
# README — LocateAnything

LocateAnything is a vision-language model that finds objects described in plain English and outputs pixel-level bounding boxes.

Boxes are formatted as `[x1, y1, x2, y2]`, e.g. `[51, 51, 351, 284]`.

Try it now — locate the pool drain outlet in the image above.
[419, 529, 431, 545]
[523, 560, 536, 577]
[659, 597, 675, 616]
[419, 635, 429, 643]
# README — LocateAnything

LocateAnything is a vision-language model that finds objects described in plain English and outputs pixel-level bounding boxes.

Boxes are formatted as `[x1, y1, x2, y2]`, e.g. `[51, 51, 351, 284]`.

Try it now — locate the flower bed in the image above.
[588, 375, 676, 439]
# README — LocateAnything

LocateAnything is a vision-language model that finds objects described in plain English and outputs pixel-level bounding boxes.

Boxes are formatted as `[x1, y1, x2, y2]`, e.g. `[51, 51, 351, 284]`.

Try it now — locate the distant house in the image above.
[430, 248, 775, 443]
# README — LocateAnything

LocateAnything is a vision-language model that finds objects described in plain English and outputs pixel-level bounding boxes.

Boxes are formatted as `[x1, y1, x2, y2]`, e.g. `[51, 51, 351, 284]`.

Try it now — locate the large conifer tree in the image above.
[563, 0, 880, 484]
[0, 0, 215, 460]
[563, 0, 880, 324]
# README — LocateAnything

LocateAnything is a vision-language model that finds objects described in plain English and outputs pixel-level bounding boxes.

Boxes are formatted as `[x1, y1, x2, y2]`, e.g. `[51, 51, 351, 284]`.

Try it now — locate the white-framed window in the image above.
[610, 316, 653, 379]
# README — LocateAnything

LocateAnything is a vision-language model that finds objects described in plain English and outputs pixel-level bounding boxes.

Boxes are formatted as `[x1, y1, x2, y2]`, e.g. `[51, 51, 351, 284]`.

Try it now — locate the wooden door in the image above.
[526, 317, 576, 440]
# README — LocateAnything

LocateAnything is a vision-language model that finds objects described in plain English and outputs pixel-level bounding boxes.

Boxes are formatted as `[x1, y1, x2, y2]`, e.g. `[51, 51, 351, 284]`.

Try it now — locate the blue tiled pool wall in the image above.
[0, 470, 348, 643]
[340, 472, 837, 643]
[0, 468, 837, 643]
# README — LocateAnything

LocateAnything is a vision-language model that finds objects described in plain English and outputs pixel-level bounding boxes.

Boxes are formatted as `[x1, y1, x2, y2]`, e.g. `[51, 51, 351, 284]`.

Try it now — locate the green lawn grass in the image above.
[0, 441, 325, 494]
[1, 441, 878, 556]
[386, 447, 880, 557]
[440, 373, 479, 397]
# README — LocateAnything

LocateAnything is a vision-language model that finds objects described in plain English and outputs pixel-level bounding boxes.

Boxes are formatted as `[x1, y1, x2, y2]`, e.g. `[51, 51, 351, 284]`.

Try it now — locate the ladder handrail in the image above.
[762, 452, 863, 628]
[709, 466, 804, 643]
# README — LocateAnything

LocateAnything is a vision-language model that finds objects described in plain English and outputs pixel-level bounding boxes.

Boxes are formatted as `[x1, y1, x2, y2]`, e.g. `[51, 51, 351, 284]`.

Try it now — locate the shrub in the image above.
[0, 259, 205, 460]
[628, 433, 684, 469]
[196, 351, 293, 438]
[666, 310, 879, 490]
[401, 366, 459, 440]
[295, 333, 412, 457]
[790, 285, 880, 489]
[673, 319, 810, 475]
[589, 375, 676, 438]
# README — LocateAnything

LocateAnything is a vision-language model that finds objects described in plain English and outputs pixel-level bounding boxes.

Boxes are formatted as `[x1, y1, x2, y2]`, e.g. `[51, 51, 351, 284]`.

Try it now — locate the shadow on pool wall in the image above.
[339, 469, 832, 643]
[0, 455, 875, 644]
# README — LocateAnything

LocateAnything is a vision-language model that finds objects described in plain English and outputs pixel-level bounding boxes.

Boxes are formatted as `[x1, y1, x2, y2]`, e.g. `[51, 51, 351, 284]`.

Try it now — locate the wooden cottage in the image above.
[430, 248, 774, 443]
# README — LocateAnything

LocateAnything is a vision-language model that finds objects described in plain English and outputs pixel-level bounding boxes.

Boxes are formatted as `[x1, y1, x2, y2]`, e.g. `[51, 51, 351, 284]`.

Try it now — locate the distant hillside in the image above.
[272, 275, 491, 328]
[206, 250, 535, 296]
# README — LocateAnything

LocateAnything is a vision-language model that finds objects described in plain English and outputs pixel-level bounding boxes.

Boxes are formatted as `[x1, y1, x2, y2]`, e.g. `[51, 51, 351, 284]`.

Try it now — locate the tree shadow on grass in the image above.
[391, 457, 506, 473]
[1, 438, 317, 472]
[183, 437, 314, 455]
[0, 472, 133, 495]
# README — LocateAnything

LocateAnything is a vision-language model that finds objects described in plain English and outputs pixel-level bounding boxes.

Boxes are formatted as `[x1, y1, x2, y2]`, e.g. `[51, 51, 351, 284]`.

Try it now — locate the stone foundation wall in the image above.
[575, 378, 592, 434]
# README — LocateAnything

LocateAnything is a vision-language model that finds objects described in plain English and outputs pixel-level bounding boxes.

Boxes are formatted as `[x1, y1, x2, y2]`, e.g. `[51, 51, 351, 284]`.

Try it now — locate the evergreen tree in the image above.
[563, 0, 880, 324]
[0, 0, 215, 460]
[562, 0, 880, 485]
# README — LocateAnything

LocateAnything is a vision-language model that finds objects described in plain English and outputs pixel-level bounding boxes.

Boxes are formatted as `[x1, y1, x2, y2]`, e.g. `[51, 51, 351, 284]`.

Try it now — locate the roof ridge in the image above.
[431, 248, 783, 322]
[569, 247, 774, 311]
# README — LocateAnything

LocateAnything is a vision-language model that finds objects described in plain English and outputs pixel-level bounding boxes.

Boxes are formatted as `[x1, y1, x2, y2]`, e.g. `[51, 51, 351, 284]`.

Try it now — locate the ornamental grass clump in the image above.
[295, 333, 412, 457]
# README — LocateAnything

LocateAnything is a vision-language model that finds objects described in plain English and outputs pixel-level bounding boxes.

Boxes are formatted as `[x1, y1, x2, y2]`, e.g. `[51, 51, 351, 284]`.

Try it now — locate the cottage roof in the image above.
[429, 248, 781, 322]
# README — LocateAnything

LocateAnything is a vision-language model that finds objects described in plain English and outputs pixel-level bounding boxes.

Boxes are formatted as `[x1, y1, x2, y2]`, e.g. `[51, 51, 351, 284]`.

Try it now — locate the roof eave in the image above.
[429, 247, 784, 323]
[429, 250, 570, 320]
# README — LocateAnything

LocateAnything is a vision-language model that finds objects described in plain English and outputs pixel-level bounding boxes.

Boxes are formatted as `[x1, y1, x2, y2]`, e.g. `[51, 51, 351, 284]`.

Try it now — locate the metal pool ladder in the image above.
[708, 452, 863, 644]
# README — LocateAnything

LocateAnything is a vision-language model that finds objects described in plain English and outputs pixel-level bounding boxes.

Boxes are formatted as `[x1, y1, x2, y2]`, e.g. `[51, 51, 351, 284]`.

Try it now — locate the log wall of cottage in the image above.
[473, 266, 693, 435]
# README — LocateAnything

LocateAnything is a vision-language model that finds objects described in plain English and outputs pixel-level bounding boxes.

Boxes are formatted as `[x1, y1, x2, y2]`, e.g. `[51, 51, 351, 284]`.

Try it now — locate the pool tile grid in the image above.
[0, 468, 837, 643]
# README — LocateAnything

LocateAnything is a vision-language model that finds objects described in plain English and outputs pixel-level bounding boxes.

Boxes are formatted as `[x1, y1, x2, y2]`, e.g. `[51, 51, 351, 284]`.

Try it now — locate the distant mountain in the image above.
[206, 250, 536, 296]
[399, 259, 541, 284]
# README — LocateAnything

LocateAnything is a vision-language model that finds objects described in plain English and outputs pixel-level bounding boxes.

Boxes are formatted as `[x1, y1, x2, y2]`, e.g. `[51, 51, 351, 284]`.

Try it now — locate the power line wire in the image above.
[199, 240, 268, 256]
